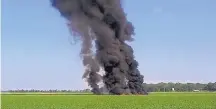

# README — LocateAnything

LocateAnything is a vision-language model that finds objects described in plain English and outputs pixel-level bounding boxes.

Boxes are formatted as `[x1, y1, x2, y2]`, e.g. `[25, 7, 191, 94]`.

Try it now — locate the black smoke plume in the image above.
[51, 0, 148, 95]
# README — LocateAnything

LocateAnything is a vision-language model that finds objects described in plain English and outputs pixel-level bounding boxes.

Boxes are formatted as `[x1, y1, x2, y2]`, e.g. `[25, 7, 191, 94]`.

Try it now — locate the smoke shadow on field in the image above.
[2, 93, 148, 96]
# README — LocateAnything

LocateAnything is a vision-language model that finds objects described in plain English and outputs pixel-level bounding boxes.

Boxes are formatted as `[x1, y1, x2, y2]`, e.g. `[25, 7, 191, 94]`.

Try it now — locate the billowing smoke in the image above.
[51, 0, 148, 95]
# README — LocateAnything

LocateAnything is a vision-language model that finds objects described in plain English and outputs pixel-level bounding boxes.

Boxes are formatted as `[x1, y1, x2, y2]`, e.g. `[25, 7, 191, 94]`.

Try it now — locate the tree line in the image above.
[143, 82, 216, 92]
[3, 82, 216, 93]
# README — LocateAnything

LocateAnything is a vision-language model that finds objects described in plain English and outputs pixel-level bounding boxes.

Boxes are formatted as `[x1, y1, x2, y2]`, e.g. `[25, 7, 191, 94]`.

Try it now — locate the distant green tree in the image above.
[204, 82, 216, 91]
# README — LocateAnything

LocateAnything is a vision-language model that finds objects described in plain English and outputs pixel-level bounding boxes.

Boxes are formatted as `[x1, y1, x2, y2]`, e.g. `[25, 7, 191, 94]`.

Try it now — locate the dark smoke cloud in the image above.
[51, 0, 148, 95]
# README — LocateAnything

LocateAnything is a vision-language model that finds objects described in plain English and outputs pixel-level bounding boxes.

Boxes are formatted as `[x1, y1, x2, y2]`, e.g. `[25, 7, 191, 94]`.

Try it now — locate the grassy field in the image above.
[1, 92, 216, 109]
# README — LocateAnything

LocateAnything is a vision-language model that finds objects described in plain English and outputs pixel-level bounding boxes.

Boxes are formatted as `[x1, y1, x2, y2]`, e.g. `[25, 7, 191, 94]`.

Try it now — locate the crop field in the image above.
[1, 92, 216, 109]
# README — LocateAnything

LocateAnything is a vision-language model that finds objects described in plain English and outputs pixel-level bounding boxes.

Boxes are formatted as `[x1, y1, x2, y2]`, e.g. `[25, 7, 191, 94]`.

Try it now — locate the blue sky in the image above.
[2, 0, 216, 90]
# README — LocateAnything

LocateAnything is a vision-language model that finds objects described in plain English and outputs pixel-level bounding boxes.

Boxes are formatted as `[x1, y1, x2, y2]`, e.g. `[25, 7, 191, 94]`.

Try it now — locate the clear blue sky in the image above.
[2, 0, 216, 90]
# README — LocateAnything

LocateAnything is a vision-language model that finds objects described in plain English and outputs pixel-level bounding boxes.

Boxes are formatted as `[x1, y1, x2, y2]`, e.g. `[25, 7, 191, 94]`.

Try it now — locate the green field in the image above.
[1, 92, 216, 109]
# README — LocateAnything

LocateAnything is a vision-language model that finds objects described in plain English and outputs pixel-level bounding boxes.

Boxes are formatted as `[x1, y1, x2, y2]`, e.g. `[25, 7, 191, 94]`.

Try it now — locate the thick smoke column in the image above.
[51, 0, 148, 95]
